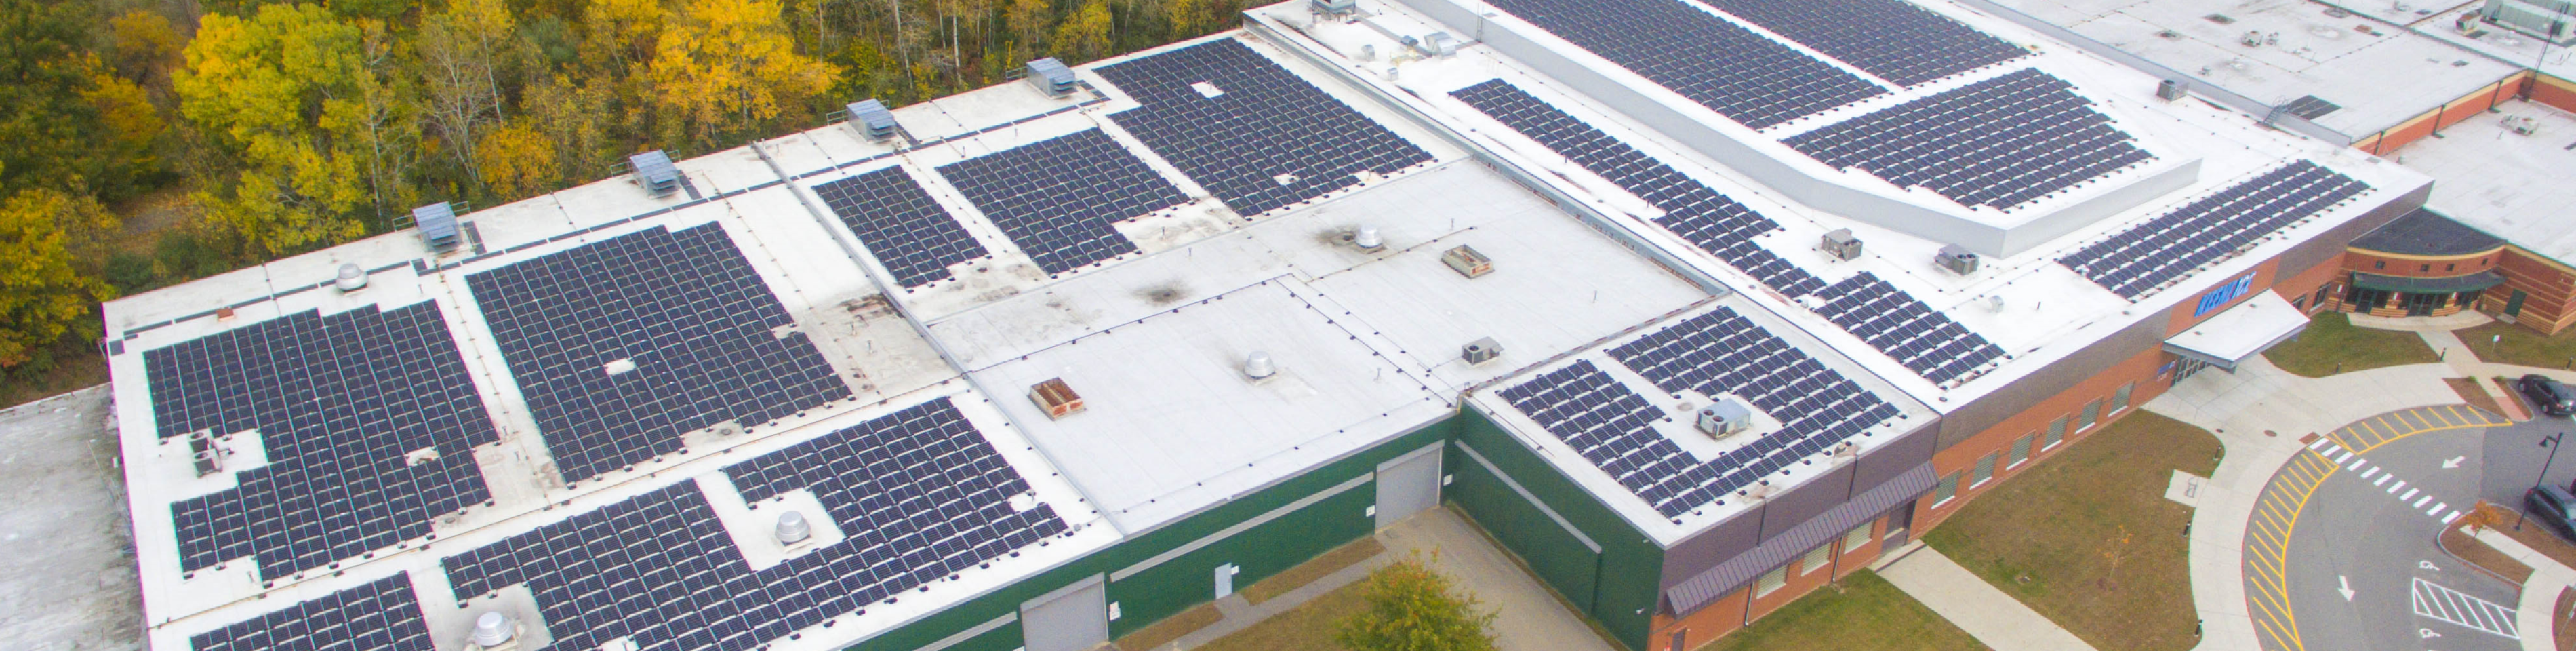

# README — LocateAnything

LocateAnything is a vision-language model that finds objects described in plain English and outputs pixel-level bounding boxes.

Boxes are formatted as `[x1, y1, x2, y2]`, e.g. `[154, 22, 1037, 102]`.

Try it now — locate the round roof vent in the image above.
[776, 511, 813, 545]
[471, 612, 514, 646]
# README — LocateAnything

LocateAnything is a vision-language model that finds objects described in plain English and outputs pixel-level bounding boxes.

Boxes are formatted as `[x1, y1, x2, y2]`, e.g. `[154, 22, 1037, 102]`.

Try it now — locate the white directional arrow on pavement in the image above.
[2339, 575, 2356, 601]
[2444, 456, 2467, 469]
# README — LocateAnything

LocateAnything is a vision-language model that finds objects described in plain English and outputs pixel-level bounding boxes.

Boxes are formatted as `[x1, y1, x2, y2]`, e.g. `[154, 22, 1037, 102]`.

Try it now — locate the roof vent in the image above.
[413, 202, 462, 252]
[2156, 79, 2188, 101]
[333, 264, 368, 292]
[629, 151, 681, 196]
[1026, 58, 1077, 97]
[1353, 225, 1384, 250]
[776, 511, 813, 545]
[1310, 0, 1357, 17]
[1442, 245, 1493, 278]
[1695, 397, 1754, 439]
[1819, 229, 1861, 261]
[188, 431, 225, 477]
[1937, 245, 1979, 276]
[1243, 351, 1277, 380]
[1462, 337, 1502, 365]
[846, 99, 900, 141]
[1415, 32, 1460, 57]
[469, 612, 517, 649]
[1030, 378, 1085, 419]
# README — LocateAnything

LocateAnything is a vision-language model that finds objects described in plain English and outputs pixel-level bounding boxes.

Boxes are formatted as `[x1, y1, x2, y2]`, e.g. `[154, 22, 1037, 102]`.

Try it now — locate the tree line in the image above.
[0, 0, 1239, 378]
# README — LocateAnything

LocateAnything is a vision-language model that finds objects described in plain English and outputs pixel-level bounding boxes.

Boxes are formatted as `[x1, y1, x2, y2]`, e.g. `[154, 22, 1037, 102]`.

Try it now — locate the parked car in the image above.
[2529, 485, 2576, 543]
[2520, 374, 2576, 417]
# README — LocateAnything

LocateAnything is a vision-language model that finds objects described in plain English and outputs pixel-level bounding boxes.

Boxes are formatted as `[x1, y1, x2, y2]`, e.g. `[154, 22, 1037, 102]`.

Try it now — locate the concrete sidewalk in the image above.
[2467, 527, 2576, 651]
[1875, 543, 2097, 651]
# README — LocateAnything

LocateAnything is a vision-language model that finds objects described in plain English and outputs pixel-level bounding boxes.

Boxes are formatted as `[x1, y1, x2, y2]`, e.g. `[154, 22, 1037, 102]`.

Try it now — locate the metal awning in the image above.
[2351, 271, 2505, 294]
[2162, 290, 2310, 372]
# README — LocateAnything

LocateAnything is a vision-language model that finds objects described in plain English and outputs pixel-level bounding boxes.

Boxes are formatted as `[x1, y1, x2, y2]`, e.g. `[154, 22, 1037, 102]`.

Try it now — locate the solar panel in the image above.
[145, 302, 497, 578]
[2281, 95, 2341, 120]
[189, 573, 434, 651]
[935, 130, 1189, 275]
[1784, 69, 2154, 211]
[2060, 161, 2370, 298]
[441, 397, 1066, 651]
[1497, 309, 1901, 519]
[1096, 39, 1434, 216]
[465, 224, 850, 485]
[811, 167, 990, 288]
[1477, 0, 1885, 128]
[1453, 79, 2005, 385]
[1697, 0, 2026, 87]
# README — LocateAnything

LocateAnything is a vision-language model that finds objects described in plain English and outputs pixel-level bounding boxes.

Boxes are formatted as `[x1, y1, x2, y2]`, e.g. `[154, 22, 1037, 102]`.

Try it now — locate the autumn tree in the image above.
[0, 0, 159, 199]
[0, 189, 117, 369]
[477, 122, 562, 200]
[176, 3, 378, 256]
[1335, 554, 1498, 651]
[419, 0, 519, 184]
[108, 10, 186, 90]
[648, 0, 839, 146]
[1050, 0, 1112, 62]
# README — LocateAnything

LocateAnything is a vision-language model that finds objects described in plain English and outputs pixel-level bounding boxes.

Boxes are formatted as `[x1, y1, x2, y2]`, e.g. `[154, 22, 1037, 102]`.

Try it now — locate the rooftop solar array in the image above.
[1453, 80, 2005, 384]
[1497, 309, 1899, 519]
[2060, 161, 2371, 298]
[935, 130, 1190, 275]
[1698, 0, 2027, 87]
[1097, 39, 1434, 216]
[441, 397, 1066, 651]
[189, 573, 433, 651]
[146, 302, 498, 578]
[812, 167, 990, 289]
[2281, 95, 2341, 120]
[1784, 69, 2153, 210]
[466, 224, 850, 485]
[1478, 0, 1885, 129]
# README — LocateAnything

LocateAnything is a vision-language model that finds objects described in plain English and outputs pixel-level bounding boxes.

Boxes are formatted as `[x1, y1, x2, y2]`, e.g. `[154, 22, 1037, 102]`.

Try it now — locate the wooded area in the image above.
[0, 0, 1241, 400]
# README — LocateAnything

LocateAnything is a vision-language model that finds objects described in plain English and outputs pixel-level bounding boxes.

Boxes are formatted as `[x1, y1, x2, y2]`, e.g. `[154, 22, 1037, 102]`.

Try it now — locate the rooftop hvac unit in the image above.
[846, 99, 900, 141]
[1937, 245, 1980, 276]
[629, 151, 682, 196]
[2156, 79, 2188, 101]
[1310, 0, 1356, 16]
[188, 431, 224, 477]
[1442, 245, 1493, 278]
[1695, 397, 1754, 439]
[1820, 229, 1862, 261]
[1415, 32, 1459, 57]
[1026, 58, 1078, 97]
[413, 202, 462, 251]
[1462, 337, 1502, 365]
[1029, 378, 1085, 419]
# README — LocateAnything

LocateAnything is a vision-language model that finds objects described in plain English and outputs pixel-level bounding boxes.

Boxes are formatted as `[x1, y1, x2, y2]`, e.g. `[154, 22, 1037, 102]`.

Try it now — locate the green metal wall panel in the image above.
[1448, 406, 1662, 651]
[1105, 481, 1377, 633]
[1448, 439, 1601, 611]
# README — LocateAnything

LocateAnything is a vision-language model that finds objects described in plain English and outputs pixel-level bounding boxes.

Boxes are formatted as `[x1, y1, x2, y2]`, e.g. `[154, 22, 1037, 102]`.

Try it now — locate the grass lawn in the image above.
[1192, 579, 1370, 651]
[1923, 411, 2221, 651]
[2461, 321, 2576, 370]
[2261, 311, 2442, 377]
[1697, 570, 1986, 651]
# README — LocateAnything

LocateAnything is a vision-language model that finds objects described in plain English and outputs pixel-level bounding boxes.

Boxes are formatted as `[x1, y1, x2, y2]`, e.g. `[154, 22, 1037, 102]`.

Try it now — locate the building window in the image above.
[2446, 263, 2457, 271]
[1971, 452, 1999, 487]
[1758, 566, 1789, 596]
[1843, 524, 1873, 552]
[2374, 261, 2385, 269]
[2112, 382, 2135, 413]
[2078, 399, 2104, 431]
[1803, 545, 1832, 574]
[2313, 284, 2332, 308]
[2291, 296, 2307, 311]
[2419, 264, 2431, 272]
[1934, 471, 1961, 505]
[2042, 418, 2068, 450]
[2007, 434, 2035, 469]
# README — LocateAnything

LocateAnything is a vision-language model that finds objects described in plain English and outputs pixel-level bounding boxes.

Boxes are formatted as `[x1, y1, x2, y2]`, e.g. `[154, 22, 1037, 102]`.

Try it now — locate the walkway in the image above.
[1874, 544, 2097, 651]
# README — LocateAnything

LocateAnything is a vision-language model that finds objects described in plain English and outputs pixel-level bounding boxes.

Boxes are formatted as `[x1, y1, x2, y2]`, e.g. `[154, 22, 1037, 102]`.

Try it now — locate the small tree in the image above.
[1335, 552, 1498, 651]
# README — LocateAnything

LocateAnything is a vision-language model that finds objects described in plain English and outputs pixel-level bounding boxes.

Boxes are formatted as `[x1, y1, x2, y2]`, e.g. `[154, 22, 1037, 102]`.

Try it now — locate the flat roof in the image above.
[2389, 98, 2576, 262]
[2350, 207, 2505, 256]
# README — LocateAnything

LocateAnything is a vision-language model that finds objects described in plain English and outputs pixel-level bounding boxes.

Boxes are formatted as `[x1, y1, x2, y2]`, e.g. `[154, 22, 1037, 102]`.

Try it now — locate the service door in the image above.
[1375, 445, 1442, 528]
[1020, 574, 1109, 651]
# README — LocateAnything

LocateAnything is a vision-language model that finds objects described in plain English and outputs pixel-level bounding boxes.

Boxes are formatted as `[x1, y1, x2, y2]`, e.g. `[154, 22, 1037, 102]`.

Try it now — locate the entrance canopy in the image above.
[2163, 290, 2311, 371]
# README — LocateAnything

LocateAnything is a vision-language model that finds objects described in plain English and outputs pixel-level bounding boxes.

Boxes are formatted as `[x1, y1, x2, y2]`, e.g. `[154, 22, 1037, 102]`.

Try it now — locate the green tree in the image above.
[1049, 0, 1111, 62]
[1335, 554, 1499, 651]
[647, 0, 839, 146]
[0, 189, 117, 369]
[0, 0, 142, 198]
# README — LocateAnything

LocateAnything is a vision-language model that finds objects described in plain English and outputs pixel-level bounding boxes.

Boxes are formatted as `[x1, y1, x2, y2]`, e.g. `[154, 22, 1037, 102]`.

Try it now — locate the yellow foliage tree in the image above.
[647, 0, 837, 145]
[176, 4, 372, 257]
[108, 10, 185, 85]
[1049, 0, 1112, 62]
[584, 0, 669, 73]
[0, 189, 117, 368]
[477, 122, 561, 201]
[81, 71, 162, 174]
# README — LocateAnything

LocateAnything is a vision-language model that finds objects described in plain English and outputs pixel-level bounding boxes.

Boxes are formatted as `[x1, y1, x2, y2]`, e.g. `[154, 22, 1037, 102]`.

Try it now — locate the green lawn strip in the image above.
[1922, 412, 2220, 651]
[2262, 311, 2441, 376]
[1697, 570, 1986, 651]
[1191, 580, 1369, 651]
[2460, 321, 2576, 370]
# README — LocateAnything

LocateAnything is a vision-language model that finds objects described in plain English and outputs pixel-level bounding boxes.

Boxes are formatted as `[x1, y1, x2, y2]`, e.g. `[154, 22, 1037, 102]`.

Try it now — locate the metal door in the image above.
[1215, 563, 1238, 599]
[2509, 289, 2529, 317]
[1020, 575, 1109, 651]
[1375, 446, 1442, 528]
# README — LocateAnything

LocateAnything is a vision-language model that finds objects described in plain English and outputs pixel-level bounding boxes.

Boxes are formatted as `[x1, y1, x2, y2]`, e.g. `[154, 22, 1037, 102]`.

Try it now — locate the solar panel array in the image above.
[1785, 69, 2153, 210]
[441, 397, 1065, 651]
[2281, 95, 2341, 120]
[1809, 273, 2008, 383]
[1452, 80, 2005, 384]
[1097, 39, 1433, 216]
[2061, 161, 2371, 298]
[1699, 0, 2027, 87]
[466, 224, 849, 485]
[1497, 309, 1900, 517]
[936, 130, 1190, 275]
[1478, 0, 1885, 129]
[811, 167, 989, 288]
[189, 573, 433, 651]
[146, 303, 498, 578]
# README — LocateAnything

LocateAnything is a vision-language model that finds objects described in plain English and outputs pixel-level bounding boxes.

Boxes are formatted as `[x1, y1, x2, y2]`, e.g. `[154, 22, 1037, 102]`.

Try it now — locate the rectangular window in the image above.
[1934, 471, 1961, 505]
[2313, 284, 2332, 307]
[2078, 399, 2104, 431]
[2042, 418, 2067, 450]
[1971, 452, 1998, 487]
[2291, 296, 2306, 311]
[1758, 566, 1789, 596]
[2007, 434, 2034, 468]
[1843, 524, 1873, 552]
[1803, 545, 1832, 574]
[2112, 382, 2135, 414]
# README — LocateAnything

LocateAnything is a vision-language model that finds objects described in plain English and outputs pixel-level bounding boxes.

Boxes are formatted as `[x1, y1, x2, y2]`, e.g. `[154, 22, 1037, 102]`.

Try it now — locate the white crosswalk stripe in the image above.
[2308, 444, 2462, 526]
[2413, 577, 2520, 639]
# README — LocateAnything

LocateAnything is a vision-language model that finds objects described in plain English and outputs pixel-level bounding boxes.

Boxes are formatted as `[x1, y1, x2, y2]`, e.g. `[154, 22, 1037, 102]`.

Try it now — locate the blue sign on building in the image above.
[2195, 273, 2257, 317]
